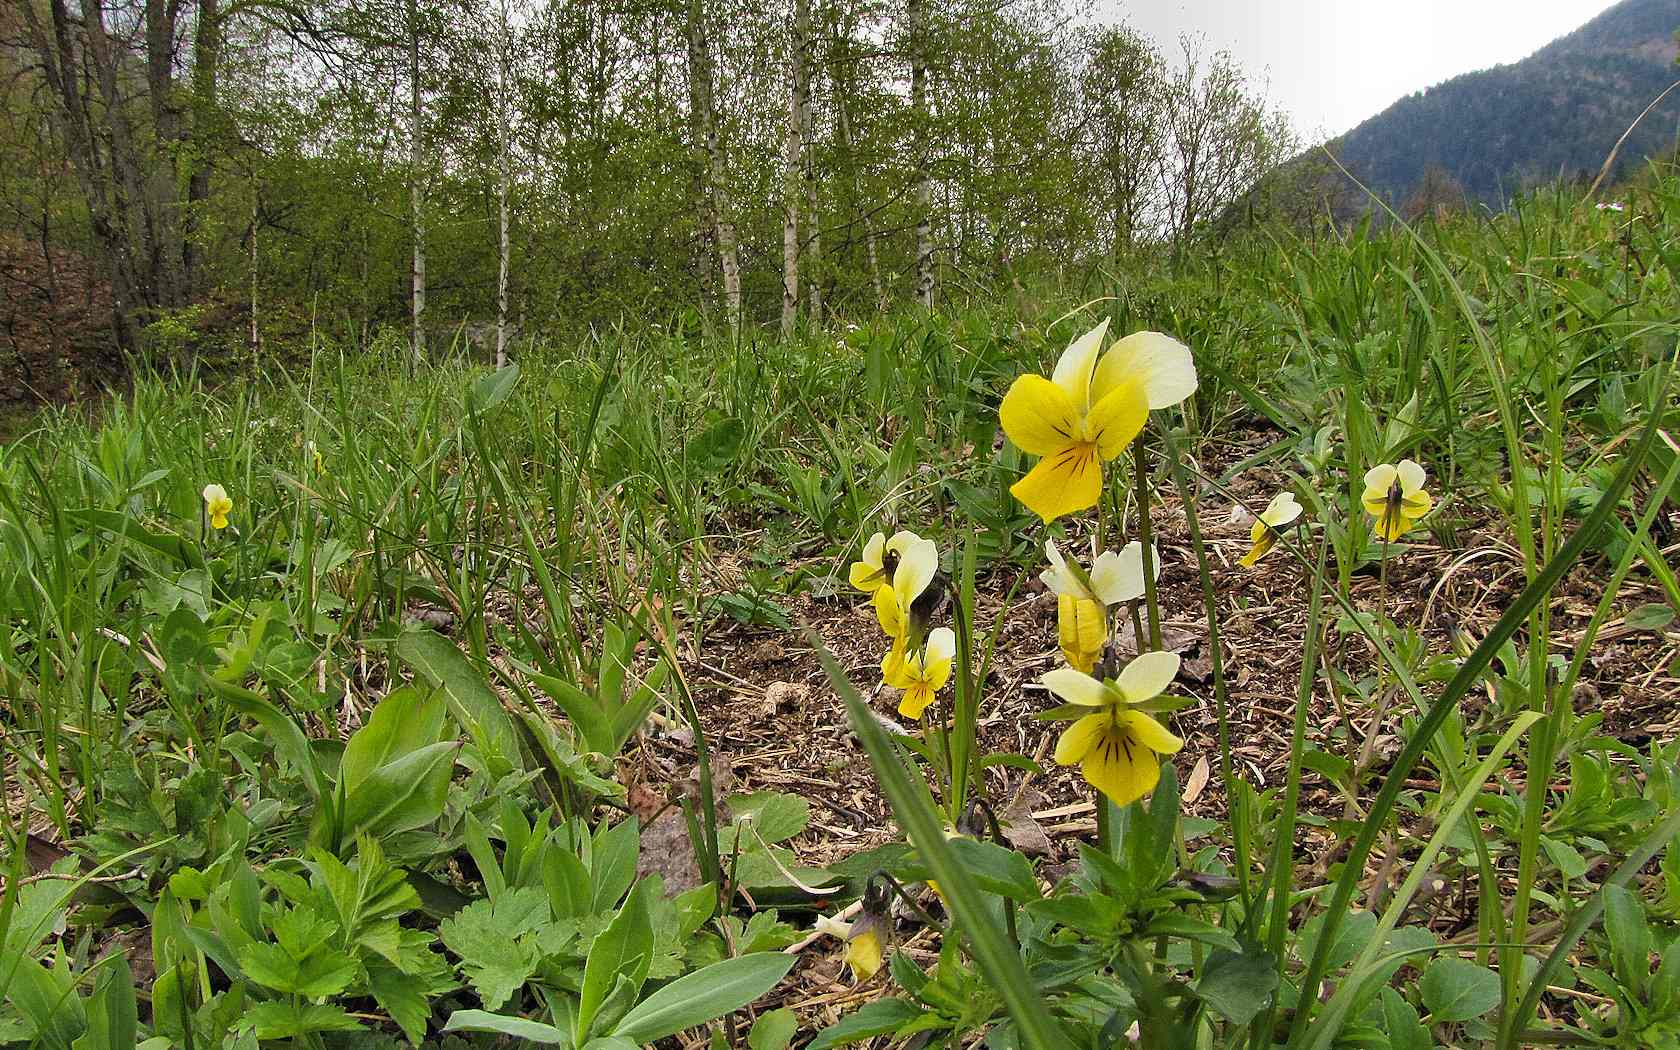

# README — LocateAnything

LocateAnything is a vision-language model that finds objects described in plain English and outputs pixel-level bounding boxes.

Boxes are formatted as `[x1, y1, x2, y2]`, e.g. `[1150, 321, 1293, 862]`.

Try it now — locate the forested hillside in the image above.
[1325, 0, 1680, 209]
[0, 0, 1298, 371]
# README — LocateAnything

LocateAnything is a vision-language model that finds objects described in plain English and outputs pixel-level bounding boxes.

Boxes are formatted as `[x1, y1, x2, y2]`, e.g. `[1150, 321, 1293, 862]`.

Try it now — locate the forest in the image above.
[1, 0, 1299, 366]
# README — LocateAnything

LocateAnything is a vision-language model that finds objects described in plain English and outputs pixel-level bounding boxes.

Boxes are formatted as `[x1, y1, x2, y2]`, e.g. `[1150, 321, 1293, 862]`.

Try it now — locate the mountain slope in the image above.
[1324, 0, 1680, 208]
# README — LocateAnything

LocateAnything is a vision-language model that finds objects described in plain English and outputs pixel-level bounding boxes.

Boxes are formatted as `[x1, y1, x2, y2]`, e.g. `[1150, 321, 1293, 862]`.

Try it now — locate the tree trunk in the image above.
[686, 0, 741, 333]
[831, 19, 886, 311]
[907, 0, 933, 309]
[801, 3, 822, 326]
[409, 0, 426, 363]
[185, 0, 222, 293]
[496, 0, 512, 369]
[781, 0, 809, 339]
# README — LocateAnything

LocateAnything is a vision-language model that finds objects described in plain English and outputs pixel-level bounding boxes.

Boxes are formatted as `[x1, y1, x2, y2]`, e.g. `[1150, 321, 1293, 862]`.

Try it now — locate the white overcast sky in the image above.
[1102, 1, 1622, 139]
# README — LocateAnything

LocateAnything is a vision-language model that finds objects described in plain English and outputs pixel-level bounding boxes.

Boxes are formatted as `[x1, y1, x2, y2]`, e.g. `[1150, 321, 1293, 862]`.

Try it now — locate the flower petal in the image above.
[890, 533, 938, 612]
[1040, 539, 1080, 597]
[1080, 726, 1161, 807]
[1402, 489, 1432, 516]
[1362, 463, 1397, 502]
[898, 683, 934, 719]
[1058, 595, 1107, 665]
[1116, 650, 1180, 703]
[1085, 380, 1148, 460]
[1000, 374, 1083, 457]
[1053, 713, 1108, 766]
[202, 483, 227, 504]
[1043, 666, 1112, 706]
[874, 587, 904, 637]
[1051, 319, 1109, 411]
[1010, 445, 1103, 523]
[1093, 541, 1154, 604]
[1120, 710, 1184, 755]
[1094, 331, 1198, 410]
[925, 626, 956, 667]
[1261, 492, 1302, 528]
[1396, 459, 1427, 495]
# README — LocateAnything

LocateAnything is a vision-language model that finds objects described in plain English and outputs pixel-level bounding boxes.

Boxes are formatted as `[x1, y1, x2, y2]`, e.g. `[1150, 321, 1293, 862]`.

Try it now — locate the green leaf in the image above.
[442, 1009, 566, 1043]
[207, 678, 327, 801]
[806, 999, 926, 1049]
[747, 1007, 798, 1050]
[1142, 913, 1240, 953]
[468, 362, 521, 413]
[67, 508, 203, 569]
[243, 1001, 364, 1039]
[340, 686, 447, 793]
[1419, 957, 1500, 1022]
[578, 880, 655, 1040]
[437, 888, 550, 1010]
[1604, 884, 1652, 996]
[1192, 948, 1277, 1024]
[338, 740, 457, 844]
[1539, 835, 1588, 881]
[609, 953, 796, 1043]
[394, 628, 522, 776]
[726, 792, 810, 845]
[1626, 602, 1674, 631]
[72, 950, 137, 1050]
[1379, 987, 1431, 1050]
[368, 961, 432, 1046]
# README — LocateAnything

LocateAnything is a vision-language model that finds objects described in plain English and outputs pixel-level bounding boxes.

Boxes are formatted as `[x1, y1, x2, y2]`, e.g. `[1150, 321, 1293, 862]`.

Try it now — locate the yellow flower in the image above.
[1043, 540, 1154, 671]
[885, 627, 955, 719]
[307, 441, 326, 477]
[851, 531, 938, 620]
[1000, 323, 1197, 523]
[1362, 460, 1432, 542]
[1044, 652, 1184, 807]
[814, 911, 886, 983]
[1239, 492, 1303, 567]
[202, 484, 233, 530]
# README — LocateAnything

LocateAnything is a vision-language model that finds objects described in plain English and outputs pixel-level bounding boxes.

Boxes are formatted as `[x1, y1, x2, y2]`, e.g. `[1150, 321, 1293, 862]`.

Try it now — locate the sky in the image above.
[1104, 0, 1623, 139]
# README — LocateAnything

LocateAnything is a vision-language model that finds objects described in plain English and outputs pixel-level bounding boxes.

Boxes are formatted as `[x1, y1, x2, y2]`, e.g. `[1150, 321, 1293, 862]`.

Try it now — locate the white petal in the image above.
[1051, 319, 1110, 411]
[890, 533, 938, 609]
[1363, 463, 1397, 496]
[1396, 459, 1426, 495]
[924, 627, 956, 665]
[1091, 546, 1139, 604]
[1042, 666, 1113, 706]
[202, 483, 226, 503]
[1261, 492, 1302, 528]
[862, 532, 885, 569]
[1116, 650, 1180, 703]
[1040, 539, 1080, 597]
[1095, 331, 1198, 410]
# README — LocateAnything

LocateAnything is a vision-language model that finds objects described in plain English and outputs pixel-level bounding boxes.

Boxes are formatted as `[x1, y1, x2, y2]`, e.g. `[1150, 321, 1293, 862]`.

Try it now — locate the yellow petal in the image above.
[881, 634, 909, 686]
[1000, 374, 1083, 457]
[844, 927, 884, 982]
[849, 532, 887, 592]
[1402, 489, 1432, 516]
[873, 587, 904, 637]
[1081, 726, 1162, 808]
[1058, 595, 1107, 663]
[1054, 713, 1109, 765]
[1238, 529, 1273, 568]
[1116, 650, 1180, 703]
[1372, 507, 1408, 542]
[1010, 444, 1102, 523]
[898, 683, 934, 719]
[1051, 319, 1109, 411]
[1120, 709, 1184, 755]
[1060, 642, 1098, 674]
[1093, 331, 1198, 410]
[210, 513, 229, 530]
[1084, 380, 1148, 460]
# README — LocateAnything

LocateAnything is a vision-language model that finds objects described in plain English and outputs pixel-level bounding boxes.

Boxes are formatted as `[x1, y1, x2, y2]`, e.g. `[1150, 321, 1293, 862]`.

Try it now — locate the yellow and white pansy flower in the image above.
[1239, 491, 1303, 567]
[885, 627, 955, 719]
[1044, 651, 1184, 807]
[1362, 460, 1432, 542]
[202, 484, 233, 530]
[1042, 539, 1157, 672]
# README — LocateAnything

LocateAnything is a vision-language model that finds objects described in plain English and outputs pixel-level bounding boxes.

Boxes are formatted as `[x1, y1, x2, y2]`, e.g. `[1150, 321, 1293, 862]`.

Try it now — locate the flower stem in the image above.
[1133, 443, 1162, 652]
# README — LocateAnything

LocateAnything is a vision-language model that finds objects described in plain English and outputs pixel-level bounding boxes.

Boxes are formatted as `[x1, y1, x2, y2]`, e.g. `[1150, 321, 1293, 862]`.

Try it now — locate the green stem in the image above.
[1133, 445, 1162, 652]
